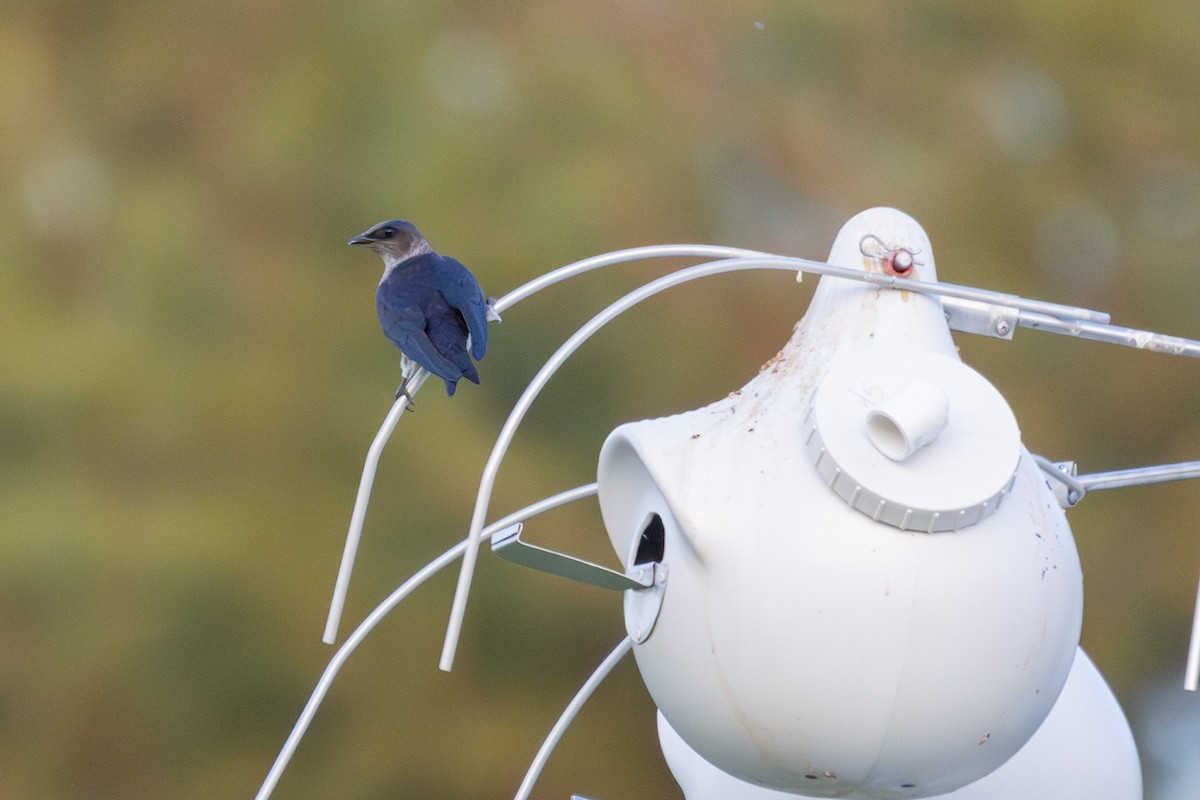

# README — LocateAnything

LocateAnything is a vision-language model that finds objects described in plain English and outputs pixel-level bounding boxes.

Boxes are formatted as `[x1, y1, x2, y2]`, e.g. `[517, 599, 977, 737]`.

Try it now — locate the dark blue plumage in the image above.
[349, 220, 490, 398]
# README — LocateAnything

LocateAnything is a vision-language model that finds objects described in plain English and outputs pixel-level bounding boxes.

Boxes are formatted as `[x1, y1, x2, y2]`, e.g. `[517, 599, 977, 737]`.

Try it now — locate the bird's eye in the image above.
[379, 226, 397, 239]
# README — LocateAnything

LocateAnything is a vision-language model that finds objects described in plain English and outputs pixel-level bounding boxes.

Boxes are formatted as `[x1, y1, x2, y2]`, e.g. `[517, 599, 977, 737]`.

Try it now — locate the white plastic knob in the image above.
[866, 381, 950, 461]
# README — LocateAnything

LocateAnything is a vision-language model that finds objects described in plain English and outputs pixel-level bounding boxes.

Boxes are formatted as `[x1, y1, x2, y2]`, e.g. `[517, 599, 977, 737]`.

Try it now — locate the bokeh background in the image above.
[3, 1, 1200, 798]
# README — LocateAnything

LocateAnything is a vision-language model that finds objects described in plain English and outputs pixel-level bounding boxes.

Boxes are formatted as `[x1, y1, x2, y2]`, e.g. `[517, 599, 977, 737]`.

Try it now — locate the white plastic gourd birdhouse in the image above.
[260, 203, 1193, 800]
[656, 650, 1140, 799]
[596, 208, 1089, 797]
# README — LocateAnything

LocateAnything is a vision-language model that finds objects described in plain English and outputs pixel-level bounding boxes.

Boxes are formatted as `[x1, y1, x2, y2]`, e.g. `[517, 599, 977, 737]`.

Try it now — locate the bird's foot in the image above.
[395, 381, 417, 411]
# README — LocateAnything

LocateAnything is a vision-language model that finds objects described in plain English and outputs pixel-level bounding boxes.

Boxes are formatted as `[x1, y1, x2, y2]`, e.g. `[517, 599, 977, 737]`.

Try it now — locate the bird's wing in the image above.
[376, 299, 464, 383]
[435, 255, 490, 361]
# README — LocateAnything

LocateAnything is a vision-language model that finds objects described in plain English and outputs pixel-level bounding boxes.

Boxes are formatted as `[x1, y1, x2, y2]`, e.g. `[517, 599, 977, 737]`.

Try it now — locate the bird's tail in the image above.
[443, 363, 479, 396]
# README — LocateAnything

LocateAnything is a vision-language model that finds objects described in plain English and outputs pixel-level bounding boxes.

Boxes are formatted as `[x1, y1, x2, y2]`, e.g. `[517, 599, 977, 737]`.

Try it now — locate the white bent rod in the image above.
[323, 372, 431, 643]
[322, 244, 768, 643]
[513, 637, 634, 800]
[440, 255, 805, 670]
[328, 243, 1128, 645]
[259, 483, 598, 800]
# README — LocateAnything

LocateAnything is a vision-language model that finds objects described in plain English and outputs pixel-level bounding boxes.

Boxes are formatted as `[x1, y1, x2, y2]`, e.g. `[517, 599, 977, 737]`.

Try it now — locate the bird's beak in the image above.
[348, 234, 373, 246]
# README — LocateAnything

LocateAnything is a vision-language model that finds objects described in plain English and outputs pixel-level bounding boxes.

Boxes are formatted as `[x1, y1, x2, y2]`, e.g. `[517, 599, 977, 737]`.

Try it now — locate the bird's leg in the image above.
[395, 354, 418, 411]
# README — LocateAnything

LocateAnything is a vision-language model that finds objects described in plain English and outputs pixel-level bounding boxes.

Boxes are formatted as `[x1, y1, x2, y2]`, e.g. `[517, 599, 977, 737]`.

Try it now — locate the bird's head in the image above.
[348, 219, 432, 266]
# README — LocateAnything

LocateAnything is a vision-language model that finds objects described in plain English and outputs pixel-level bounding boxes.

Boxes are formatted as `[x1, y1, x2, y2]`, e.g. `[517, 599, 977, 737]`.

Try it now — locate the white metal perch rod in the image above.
[259, 483, 598, 800]
[440, 255, 809, 671]
[513, 636, 634, 800]
[319, 234, 1200, 668]
[321, 243, 769, 644]
[326, 242, 1120, 647]
[1188, 576, 1200, 692]
[439, 251, 1200, 671]
[322, 371, 431, 644]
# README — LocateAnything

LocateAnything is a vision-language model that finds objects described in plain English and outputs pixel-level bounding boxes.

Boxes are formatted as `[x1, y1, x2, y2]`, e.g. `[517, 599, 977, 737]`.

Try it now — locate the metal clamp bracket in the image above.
[1033, 455, 1086, 508]
[942, 296, 1019, 340]
[1030, 454, 1200, 690]
[491, 523, 657, 592]
[1033, 454, 1200, 508]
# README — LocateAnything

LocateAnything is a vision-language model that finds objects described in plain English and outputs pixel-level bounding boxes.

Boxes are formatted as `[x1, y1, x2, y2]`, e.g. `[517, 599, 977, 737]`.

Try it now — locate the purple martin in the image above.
[349, 220, 492, 401]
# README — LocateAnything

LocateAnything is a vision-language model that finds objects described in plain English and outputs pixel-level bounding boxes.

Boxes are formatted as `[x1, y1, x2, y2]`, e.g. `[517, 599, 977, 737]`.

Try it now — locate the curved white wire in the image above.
[1188, 575, 1200, 691]
[513, 637, 634, 800]
[322, 244, 771, 643]
[440, 255, 805, 670]
[491, 244, 770, 314]
[258, 483, 599, 800]
[323, 372, 431, 643]
[325, 239, 1143, 659]
[325, 243, 1124, 645]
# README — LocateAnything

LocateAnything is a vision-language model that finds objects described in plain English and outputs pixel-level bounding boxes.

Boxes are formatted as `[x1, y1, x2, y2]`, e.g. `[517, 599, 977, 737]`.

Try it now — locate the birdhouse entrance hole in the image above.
[634, 513, 665, 565]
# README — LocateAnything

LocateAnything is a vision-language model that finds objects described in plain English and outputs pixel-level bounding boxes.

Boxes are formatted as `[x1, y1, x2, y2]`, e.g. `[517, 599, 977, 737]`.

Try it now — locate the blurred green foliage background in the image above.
[2, 1, 1200, 798]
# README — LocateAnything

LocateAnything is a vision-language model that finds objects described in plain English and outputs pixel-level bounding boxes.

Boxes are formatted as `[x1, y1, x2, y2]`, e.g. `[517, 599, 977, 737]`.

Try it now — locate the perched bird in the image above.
[349, 219, 492, 400]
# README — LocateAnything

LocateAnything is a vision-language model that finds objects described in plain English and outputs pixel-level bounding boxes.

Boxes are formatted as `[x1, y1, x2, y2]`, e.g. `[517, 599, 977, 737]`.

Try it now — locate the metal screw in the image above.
[995, 319, 1011, 336]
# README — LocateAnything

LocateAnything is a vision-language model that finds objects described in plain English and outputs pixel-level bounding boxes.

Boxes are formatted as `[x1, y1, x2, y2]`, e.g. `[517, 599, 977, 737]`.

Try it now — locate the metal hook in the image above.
[858, 233, 891, 259]
[859, 233, 922, 265]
